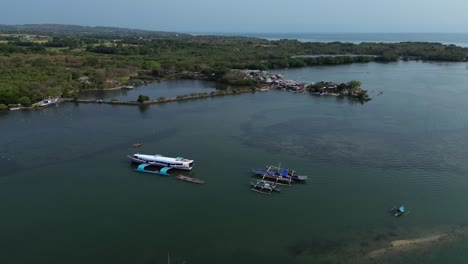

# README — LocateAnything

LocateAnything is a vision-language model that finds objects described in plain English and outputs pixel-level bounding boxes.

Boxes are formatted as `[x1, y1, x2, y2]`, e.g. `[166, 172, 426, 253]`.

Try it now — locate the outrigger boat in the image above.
[175, 174, 205, 184]
[390, 205, 410, 217]
[128, 153, 194, 170]
[250, 181, 281, 194]
[134, 164, 172, 176]
[252, 165, 308, 185]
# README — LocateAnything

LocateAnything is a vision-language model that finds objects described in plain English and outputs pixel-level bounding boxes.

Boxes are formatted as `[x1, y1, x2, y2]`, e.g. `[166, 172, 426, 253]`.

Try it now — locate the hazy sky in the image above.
[2, 0, 468, 33]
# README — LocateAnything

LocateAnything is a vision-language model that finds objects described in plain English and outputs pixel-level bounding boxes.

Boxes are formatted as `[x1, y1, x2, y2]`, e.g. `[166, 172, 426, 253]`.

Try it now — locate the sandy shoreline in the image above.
[364, 226, 467, 260]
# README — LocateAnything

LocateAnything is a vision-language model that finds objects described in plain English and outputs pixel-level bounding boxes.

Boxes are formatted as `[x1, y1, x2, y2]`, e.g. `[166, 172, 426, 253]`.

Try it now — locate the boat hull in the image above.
[252, 168, 307, 182]
[134, 164, 172, 176]
[128, 155, 192, 170]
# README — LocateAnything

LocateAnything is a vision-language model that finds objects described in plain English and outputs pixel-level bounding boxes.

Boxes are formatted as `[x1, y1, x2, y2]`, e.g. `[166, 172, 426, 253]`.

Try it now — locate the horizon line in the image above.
[1, 23, 468, 35]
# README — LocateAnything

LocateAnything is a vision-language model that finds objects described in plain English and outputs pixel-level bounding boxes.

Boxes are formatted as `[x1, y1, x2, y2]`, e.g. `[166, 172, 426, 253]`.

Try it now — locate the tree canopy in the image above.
[1, 28, 467, 105]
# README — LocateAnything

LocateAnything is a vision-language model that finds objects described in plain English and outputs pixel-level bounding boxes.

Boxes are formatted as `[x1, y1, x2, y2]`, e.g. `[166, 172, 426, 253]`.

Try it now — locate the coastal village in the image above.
[241, 69, 370, 100]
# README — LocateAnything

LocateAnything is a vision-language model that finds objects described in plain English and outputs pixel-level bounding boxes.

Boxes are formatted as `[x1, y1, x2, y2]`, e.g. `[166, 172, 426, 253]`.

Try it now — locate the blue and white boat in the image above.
[134, 164, 172, 176]
[128, 153, 194, 170]
[391, 205, 410, 217]
[252, 165, 308, 184]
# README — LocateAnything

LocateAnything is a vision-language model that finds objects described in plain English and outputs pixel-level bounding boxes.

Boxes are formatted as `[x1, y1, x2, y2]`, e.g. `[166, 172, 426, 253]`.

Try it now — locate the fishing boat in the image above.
[252, 165, 308, 185]
[175, 174, 204, 184]
[37, 97, 60, 107]
[250, 180, 281, 194]
[133, 143, 143, 147]
[128, 153, 194, 170]
[390, 205, 410, 217]
[134, 164, 172, 176]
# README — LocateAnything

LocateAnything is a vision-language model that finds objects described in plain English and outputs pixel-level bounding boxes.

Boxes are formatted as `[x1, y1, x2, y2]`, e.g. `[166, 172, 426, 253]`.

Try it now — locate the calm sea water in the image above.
[198, 32, 468, 47]
[79, 80, 220, 101]
[1, 61, 468, 264]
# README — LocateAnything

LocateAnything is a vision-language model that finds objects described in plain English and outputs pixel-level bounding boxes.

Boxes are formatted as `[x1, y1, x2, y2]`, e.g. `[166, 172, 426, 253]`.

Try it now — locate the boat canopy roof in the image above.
[279, 168, 289, 176]
[399, 205, 405, 212]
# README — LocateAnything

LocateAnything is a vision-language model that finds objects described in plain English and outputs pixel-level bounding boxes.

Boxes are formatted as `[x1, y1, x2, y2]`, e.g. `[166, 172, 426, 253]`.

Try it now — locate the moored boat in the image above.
[37, 97, 61, 107]
[175, 174, 204, 184]
[128, 153, 194, 170]
[134, 164, 172, 176]
[133, 143, 143, 147]
[8, 104, 22, 110]
[252, 165, 308, 184]
[250, 180, 281, 194]
[390, 205, 410, 217]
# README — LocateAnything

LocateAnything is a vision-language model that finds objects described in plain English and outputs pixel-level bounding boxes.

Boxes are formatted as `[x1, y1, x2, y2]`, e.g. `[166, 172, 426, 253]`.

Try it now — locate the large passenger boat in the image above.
[128, 153, 194, 170]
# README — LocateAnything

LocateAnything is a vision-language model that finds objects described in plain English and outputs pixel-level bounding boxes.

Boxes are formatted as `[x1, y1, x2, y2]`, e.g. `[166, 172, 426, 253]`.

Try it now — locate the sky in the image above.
[1, 0, 468, 33]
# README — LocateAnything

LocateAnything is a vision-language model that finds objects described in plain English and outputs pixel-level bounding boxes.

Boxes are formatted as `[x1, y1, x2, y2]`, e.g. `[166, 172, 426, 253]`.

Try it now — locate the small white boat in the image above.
[8, 104, 22, 110]
[250, 181, 281, 194]
[37, 97, 60, 107]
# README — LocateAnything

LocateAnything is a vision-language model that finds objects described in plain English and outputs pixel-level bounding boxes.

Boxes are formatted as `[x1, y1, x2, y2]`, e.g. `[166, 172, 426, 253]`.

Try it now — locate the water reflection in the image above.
[138, 104, 149, 115]
[79, 80, 219, 101]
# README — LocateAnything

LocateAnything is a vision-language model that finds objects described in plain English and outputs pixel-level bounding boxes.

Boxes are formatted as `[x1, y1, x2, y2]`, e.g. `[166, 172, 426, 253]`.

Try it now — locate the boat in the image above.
[37, 97, 60, 107]
[133, 143, 143, 147]
[128, 153, 194, 170]
[252, 165, 308, 184]
[8, 104, 22, 110]
[390, 205, 410, 217]
[175, 174, 204, 184]
[134, 164, 172, 176]
[250, 181, 281, 194]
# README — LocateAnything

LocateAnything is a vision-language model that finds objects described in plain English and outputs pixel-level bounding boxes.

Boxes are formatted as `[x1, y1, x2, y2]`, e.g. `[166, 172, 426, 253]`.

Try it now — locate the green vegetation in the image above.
[0, 24, 467, 105]
[137, 94, 150, 103]
[18, 96, 32, 106]
[0, 104, 7, 110]
[308, 80, 370, 101]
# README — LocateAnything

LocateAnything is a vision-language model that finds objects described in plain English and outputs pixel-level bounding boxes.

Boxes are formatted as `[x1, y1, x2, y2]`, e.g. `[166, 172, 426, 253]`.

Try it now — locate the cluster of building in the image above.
[242, 70, 307, 93]
[241, 69, 368, 100]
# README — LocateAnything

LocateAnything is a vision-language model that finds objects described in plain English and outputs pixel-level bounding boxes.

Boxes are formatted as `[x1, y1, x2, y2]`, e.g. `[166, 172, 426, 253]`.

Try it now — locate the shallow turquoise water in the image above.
[1, 61, 468, 263]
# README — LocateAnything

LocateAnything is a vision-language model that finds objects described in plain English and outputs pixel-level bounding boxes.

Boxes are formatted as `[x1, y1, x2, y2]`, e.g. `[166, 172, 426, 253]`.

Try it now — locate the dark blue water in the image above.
[2, 61, 468, 264]
[79, 80, 220, 101]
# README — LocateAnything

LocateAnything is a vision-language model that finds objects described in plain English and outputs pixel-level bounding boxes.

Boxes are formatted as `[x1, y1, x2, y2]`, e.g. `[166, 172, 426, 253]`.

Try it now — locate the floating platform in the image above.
[175, 174, 205, 184]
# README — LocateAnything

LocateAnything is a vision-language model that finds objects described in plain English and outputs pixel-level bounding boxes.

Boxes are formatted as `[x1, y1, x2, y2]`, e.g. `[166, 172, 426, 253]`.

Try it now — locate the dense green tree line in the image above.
[0, 30, 467, 106]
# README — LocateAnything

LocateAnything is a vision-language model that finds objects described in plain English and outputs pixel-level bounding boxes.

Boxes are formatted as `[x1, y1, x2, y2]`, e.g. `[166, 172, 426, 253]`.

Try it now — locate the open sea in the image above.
[2, 60, 468, 263]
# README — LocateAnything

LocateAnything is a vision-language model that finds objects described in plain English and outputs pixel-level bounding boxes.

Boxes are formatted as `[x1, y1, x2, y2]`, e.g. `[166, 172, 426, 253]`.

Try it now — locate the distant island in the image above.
[1, 24, 467, 108]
